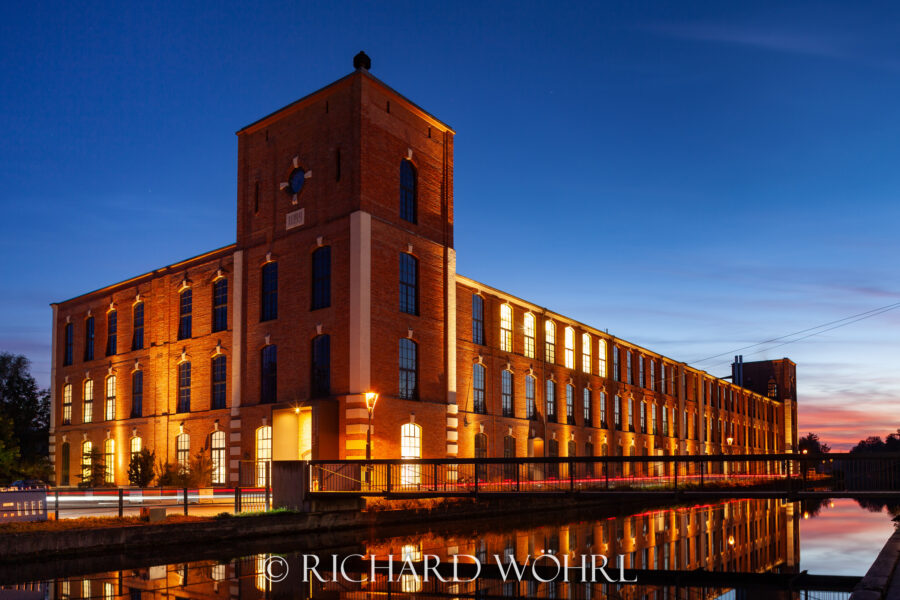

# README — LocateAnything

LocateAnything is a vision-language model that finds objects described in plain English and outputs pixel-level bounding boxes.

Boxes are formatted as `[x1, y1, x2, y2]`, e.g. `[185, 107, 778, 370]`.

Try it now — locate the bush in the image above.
[128, 448, 156, 487]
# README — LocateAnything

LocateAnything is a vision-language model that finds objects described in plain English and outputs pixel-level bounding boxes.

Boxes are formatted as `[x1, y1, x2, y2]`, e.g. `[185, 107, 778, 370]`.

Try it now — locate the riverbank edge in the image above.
[850, 526, 900, 600]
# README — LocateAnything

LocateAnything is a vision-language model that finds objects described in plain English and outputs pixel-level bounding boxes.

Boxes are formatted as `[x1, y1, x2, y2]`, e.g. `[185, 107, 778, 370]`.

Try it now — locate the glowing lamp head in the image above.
[802, 449, 808, 454]
[365, 392, 379, 412]
[294, 407, 300, 414]
[726, 437, 734, 445]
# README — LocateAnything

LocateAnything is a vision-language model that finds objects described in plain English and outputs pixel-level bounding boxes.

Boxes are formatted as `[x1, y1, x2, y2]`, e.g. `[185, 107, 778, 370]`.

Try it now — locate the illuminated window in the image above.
[62, 383, 72, 425]
[582, 333, 591, 373]
[544, 320, 556, 363]
[399, 338, 418, 400]
[106, 310, 117, 356]
[176, 432, 189, 468]
[546, 380, 556, 420]
[566, 384, 575, 424]
[255, 426, 271, 486]
[105, 375, 116, 421]
[82, 580, 90, 600]
[499, 304, 513, 352]
[598, 339, 607, 377]
[132, 302, 144, 350]
[640, 402, 646, 433]
[104, 438, 115, 484]
[311, 335, 330, 397]
[261, 262, 278, 321]
[400, 423, 422, 486]
[400, 159, 417, 223]
[260, 345, 277, 403]
[614, 395, 621, 430]
[599, 391, 607, 427]
[211, 355, 226, 409]
[178, 289, 192, 339]
[255, 555, 270, 592]
[523, 313, 535, 358]
[399, 253, 418, 315]
[84, 316, 95, 361]
[583, 388, 592, 425]
[177, 362, 191, 412]
[212, 278, 228, 332]
[662, 406, 669, 436]
[501, 370, 513, 417]
[472, 295, 484, 345]
[400, 543, 423, 592]
[81, 441, 92, 482]
[474, 432, 487, 458]
[525, 374, 536, 419]
[473, 363, 486, 414]
[104, 582, 113, 600]
[311, 247, 331, 310]
[131, 370, 143, 417]
[211, 430, 226, 485]
[564, 327, 575, 369]
[83, 379, 94, 423]
[63, 322, 73, 366]
[130, 436, 141, 461]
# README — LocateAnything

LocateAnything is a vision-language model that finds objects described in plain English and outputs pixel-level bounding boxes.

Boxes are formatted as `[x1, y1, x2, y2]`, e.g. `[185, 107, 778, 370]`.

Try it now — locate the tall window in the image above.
[400, 160, 417, 223]
[566, 384, 575, 424]
[474, 432, 487, 459]
[583, 388, 592, 425]
[84, 316, 95, 361]
[212, 278, 228, 332]
[105, 375, 116, 421]
[471, 295, 484, 344]
[650, 360, 656, 391]
[612, 346, 620, 381]
[599, 392, 607, 427]
[81, 441, 92, 483]
[260, 263, 278, 321]
[626, 350, 633, 384]
[639, 356, 645, 388]
[130, 436, 141, 462]
[499, 304, 513, 352]
[399, 254, 418, 315]
[564, 327, 575, 369]
[62, 383, 72, 425]
[255, 426, 272, 486]
[211, 355, 226, 409]
[400, 423, 422, 486]
[651, 403, 658, 435]
[639, 401, 646, 433]
[131, 370, 143, 417]
[311, 335, 330, 397]
[501, 370, 514, 417]
[598, 339, 607, 377]
[628, 398, 634, 431]
[176, 433, 190, 468]
[547, 439, 559, 479]
[83, 379, 94, 423]
[132, 303, 144, 350]
[525, 375, 536, 419]
[473, 363, 486, 414]
[311, 247, 331, 310]
[103, 439, 115, 484]
[767, 377, 778, 399]
[662, 406, 669, 436]
[106, 310, 117, 356]
[544, 320, 556, 363]
[503, 435, 516, 458]
[582, 333, 591, 373]
[546, 380, 556, 420]
[63, 323, 74, 366]
[614, 395, 621, 430]
[260, 345, 277, 403]
[178, 289, 192, 339]
[60, 442, 70, 486]
[585, 441, 594, 457]
[177, 362, 191, 413]
[399, 339, 418, 400]
[661, 363, 667, 395]
[568, 440, 576, 458]
[523, 313, 535, 358]
[211, 430, 226, 485]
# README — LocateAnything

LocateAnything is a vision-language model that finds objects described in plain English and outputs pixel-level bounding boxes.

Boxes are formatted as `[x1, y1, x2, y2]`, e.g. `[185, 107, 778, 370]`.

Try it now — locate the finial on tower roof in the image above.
[353, 51, 371, 71]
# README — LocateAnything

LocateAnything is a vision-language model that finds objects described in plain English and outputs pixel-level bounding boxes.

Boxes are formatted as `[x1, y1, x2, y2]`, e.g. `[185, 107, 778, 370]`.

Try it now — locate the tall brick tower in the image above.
[232, 52, 456, 461]
[732, 356, 798, 453]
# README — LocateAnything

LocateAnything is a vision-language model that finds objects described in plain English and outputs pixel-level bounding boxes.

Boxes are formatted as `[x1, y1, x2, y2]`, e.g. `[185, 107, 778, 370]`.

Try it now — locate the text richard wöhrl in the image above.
[268, 554, 638, 584]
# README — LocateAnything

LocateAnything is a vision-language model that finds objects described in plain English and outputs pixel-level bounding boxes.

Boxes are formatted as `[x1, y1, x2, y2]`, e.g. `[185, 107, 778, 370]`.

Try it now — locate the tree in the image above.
[851, 430, 900, 454]
[187, 450, 214, 487]
[798, 432, 830, 455]
[79, 447, 109, 488]
[0, 353, 50, 483]
[0, 416, 20, 482]
[128, 448, 156, 487]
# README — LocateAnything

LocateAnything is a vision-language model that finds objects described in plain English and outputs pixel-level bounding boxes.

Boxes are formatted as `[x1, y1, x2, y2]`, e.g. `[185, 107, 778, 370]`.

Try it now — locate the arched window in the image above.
[131, 370, 143, 417]
[81, 440, 92, 483]
[503, 435, 516, 458]
[83, 379, 94, 423]
[399, 339, 417, 400]
[211, 430, 226, 485]
[177, 362, 191, 412]
[400, 423, 421, 486]
[567, 440, 576, 458]
[474, 432, 487, 459]
[640, 401, 646, 433]
[261, 262, 278, 321]
[544, 320, 556, 363]
[471, 295, 484, 345]
[564, 327, 575, 369]
[60, 442, 70, 486]
[472, 363, 486, 414]
[106, 310, 117, 356]
[566, 384, 575, 424]
[132, 302, 144, 351]
[62, 383, 72, 425]
[176, 433, 190, 468]
[545, 379, 556, 420]
[582, 333, 591, 373]
[499, 304, 513, 352]
[130, 436, 142, 461]
[105, 375, 116, 421]
[104, 439, 115, 484]
[255, 426, 272, 486]
[501, 370, 514, 417]
[212, 278, 228, 332]
[547, 439, 559, 479]
[767, 377, 778, 399]
[523, 313, 536, 358]
[311, 335, 330, 397]
[178, 289, 192, 340]
[311, 247, 331, 310]
[585, 441, 594, 457]
[400, 160, 417, 223]
[84, 316, 95, 361]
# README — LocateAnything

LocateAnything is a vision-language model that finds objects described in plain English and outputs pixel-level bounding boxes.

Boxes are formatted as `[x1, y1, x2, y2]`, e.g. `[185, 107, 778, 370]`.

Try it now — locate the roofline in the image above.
[53, 243, 237, 306]
[236, 69, 454, 136]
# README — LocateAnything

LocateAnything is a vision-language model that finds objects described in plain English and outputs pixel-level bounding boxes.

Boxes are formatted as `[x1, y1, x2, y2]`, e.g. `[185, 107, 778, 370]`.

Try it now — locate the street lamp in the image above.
[365, 392, 379, 462]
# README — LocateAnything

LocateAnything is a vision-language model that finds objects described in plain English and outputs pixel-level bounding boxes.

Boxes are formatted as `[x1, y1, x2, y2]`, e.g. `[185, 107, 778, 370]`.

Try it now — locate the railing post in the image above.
[433, 463, 438, 492]
[569, 461, 575, 492]
[673, 459, 678, 491]
[474, 462, 480, 497]
[235, 485, 241, 513]
[118, 488, 124, 518]
[55, 490, 59, 520]
[386, 463, 392, 494]
[516, 462, 520, 492]
[183, 487, 188, 515]
[700, 461, 704, 489]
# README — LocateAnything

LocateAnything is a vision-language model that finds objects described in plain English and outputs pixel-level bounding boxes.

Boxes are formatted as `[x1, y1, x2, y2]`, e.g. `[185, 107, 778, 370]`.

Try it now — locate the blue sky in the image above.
[1, 1, 898, 448]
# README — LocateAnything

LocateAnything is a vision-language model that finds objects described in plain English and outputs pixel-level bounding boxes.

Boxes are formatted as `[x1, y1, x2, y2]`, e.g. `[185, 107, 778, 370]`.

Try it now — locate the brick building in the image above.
[48, 53, 797, 487]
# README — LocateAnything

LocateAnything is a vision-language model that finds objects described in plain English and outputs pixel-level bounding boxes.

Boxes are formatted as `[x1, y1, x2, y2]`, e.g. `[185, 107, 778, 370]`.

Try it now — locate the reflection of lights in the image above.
[803, 512, 810, 519]
[829, 502, 835, 508]
[802, 449, 808, 454]
[728, 535, 735, 546]
[401, 543, 422, 593]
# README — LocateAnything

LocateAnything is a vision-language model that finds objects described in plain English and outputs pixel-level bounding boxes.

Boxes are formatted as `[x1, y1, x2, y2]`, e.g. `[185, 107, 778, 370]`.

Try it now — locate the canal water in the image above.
[1, 497, 896, 599]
